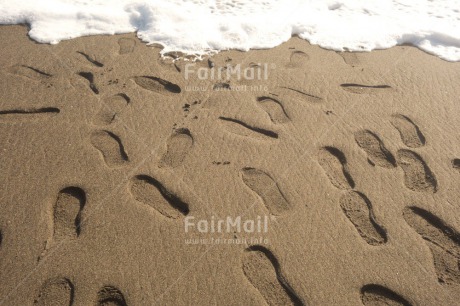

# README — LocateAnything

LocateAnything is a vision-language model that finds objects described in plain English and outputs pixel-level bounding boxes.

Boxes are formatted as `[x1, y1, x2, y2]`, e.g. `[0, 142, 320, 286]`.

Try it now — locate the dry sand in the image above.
[0, 25, 459, 305]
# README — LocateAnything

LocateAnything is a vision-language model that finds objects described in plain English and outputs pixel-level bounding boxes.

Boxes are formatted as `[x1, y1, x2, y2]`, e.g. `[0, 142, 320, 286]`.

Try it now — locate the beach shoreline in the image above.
[0, 24, 459, 305]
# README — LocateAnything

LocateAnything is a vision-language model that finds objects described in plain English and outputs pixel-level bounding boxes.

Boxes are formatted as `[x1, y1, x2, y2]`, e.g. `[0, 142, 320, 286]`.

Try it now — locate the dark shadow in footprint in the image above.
[159, 128, 193, 168]
[396, 150, 437, 193]
[118, 38, 136, 55]
[133, 76, 181, 95]
[97, 286, 127, 306]
[339, 191, 387, 245]
[34, 277, 74, 306]
[93, 93, 130, 126]
[218, 117, 278, 139]
[340, 84, 391, 94]
[361, 284, 412, 306]
[0, 107, 60, 122]
[213, 83, 231, 90]
[242, 246, 304, 306]
[77, 51, 104, 67]
[354, 130, 396, 168]
[318, 147, 355, 190]
[403, 206, 460, 286]
[390, 114, 425, 148]
[53, 187, 86, 242]
[8, 65, 52, 81]
[453, 159, 460, 172]
[77, 72, 99, 94]
[241, 168, 290, 215]
[257, 97, 289, 124]
[90, 130, 129, 167]
[130, 175, 189, 218]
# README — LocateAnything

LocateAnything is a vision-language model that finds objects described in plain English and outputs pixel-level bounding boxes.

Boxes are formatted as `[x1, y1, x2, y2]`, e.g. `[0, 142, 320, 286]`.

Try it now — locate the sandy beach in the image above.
[0, 24, 460, 305]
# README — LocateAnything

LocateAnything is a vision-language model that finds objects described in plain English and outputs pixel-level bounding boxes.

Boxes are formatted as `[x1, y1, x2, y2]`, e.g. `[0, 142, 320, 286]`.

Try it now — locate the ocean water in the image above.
[0, 0, 459, 61]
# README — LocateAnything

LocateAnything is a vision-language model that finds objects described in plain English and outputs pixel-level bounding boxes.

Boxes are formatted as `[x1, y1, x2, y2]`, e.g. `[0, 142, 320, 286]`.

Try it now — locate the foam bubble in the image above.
[0, 0, 459, 61]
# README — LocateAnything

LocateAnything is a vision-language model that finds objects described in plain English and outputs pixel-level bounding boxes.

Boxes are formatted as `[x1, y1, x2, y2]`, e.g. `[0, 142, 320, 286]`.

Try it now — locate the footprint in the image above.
[8, 65, 51, 81]
[339, 191, 387, 245]
[403, 206, 460, 286]
[318, 147, 355, 190]
[218, 117, 278, 139]
[257, 97, 289, 124]
[338, 52, 360, 67]
[34, 277, 74, 306]
[52, 187, 86, 244]
[133, 76, 181, 95]
[453, 159, 460, 172]
[241, 168, 290, 215]
[97, 286, 127, 306]
[354, 130, 396, 168]
[90, 130, 129, 167]
[279, 87, 322, 104]
[396, 150, 437, 193]
[390, 114, 425, 148]
[242, 246, 304, 306]
[77, 72, 99, 94]
[118, 38, 136, 55]
[245, 62, 268, 79]
[361, 284, 411, 306]
[93, 93, 130, 126]
[340, 84, 391, 94]
[130, 175, 189, 218]
[77, 51, 104, 67]
[286, 51, 309, 68]
[0, 107, 59, 122]
[159, 128, 193, 168]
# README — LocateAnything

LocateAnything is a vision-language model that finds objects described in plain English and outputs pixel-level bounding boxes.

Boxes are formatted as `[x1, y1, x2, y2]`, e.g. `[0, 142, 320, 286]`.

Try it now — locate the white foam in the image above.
[0, 0, 459, 61]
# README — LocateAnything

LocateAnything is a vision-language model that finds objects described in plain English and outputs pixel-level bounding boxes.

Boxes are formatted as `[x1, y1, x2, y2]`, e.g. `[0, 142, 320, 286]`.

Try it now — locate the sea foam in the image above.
[0, 0, 459, 61]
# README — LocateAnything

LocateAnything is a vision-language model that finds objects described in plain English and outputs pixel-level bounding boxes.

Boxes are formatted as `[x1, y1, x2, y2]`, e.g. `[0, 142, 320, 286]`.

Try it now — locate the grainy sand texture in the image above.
[0, 25, 460, 305]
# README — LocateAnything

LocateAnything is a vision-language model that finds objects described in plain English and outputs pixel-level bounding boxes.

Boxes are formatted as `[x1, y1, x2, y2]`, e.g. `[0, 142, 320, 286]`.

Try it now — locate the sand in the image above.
[0, 24, 459, 306]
